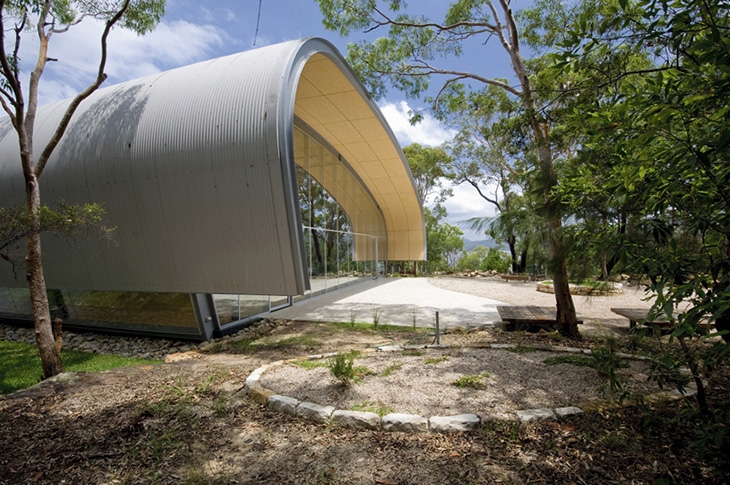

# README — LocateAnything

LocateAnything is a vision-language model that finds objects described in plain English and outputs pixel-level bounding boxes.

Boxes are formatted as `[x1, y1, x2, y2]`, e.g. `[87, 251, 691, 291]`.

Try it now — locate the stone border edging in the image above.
[244, 343, 700, 433]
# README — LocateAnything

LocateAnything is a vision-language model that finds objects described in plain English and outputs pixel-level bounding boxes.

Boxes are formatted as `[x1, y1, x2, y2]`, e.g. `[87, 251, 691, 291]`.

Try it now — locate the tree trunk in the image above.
[519, 247, 528, 274]
[548, 224, 580, 338]
[532, 120, 580, 339]
[508, 233, 519, 273]
[25, 178, 63, 378]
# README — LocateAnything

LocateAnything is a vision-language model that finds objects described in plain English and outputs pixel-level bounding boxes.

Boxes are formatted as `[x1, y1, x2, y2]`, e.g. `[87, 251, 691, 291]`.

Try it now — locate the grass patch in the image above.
[329, 321, 429, 334]
[294, 360, 328, 370]
[453, 372, 490, 390]
[227, 335, 321, 354]
[381, 362, 404, 377]
[0, 340, 160, 395]
[543, 354, 597, 368]
[350, 400, 395, 416]
[506, 345, 537, 353]
[425, 356, 448, 364]
[402, 349, 423, 356]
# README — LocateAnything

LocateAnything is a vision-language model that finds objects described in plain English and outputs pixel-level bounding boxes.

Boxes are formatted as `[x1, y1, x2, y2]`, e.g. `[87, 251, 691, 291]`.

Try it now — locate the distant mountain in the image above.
[463, 237, 500, 251]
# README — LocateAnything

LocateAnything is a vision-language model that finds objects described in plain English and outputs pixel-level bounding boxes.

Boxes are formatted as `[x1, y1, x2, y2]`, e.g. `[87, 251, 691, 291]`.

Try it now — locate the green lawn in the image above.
[0, 340, 161, 395]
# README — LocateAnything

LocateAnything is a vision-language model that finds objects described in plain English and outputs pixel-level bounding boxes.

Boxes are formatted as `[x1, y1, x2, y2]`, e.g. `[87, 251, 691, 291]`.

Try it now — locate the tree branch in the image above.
[35, 0, 132, 178]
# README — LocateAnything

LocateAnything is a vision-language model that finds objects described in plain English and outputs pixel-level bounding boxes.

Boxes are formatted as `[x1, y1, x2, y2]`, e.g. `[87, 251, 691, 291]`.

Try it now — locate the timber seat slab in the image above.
[611, 308, 679, 329]
[497, 306, 583, 331]
[500, 274, 530, 282]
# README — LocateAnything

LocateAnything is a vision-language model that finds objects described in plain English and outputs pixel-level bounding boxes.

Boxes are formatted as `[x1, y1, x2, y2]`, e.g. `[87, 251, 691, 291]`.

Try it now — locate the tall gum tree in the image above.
[316, 0, 580, 337]
[0, 0, 164, 378]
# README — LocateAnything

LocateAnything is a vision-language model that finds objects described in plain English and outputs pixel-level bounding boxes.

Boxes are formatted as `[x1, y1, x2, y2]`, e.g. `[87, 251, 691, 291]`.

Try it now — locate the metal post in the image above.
[435, 311, 440, 346]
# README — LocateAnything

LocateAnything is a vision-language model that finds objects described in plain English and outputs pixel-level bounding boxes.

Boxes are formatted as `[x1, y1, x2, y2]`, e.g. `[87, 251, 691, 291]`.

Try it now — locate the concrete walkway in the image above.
[271, 277, 505, 329]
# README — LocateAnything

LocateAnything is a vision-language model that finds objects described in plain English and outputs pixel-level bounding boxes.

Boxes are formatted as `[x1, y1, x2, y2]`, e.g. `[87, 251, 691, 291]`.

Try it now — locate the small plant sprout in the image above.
[372, 308, 382, 328]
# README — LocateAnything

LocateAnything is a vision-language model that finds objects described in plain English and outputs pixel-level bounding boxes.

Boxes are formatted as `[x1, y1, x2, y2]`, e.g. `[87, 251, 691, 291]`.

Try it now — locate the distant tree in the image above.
[316, 0, 581, 338]
[402, 143, 452, 207]
[424, 205, 464, 273]
[455, 245, 510, 273]
[443, 85, 530, 273]
[0, 0, 165, 378]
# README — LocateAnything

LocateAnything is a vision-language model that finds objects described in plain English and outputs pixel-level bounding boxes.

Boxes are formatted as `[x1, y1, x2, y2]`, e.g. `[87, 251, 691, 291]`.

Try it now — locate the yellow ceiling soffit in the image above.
[294, 53, 425, 261]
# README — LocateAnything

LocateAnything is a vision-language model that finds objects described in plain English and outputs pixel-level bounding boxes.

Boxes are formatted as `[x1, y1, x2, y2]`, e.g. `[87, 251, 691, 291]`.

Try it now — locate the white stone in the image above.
[382, 413, 429, 433]
[268, 395, 300, 416]
[481, 412, 518, 422]
[377, 345, 404, 352]
[297, 402, 335, 423]
[490, 344, 516, 349]
[516, 408, 556, 423]
[331, 410, 381, 430]
[554, 406, 583, 417]
[429, 414, 480, 432]
[551, 346, 582, 354]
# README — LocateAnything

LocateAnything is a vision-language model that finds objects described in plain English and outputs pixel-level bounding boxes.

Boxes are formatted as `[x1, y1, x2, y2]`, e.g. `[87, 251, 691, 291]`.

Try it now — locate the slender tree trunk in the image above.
[507, 233, 519, 273]
[547, 218, 580, 338]
[501, 0, 579, 338]
[25, 177, 63, 377]
[533, 119, 580, 338]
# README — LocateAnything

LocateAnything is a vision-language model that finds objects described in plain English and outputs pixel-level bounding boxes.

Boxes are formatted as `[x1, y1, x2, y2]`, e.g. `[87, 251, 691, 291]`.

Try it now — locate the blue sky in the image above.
[24, 0, 531, 240]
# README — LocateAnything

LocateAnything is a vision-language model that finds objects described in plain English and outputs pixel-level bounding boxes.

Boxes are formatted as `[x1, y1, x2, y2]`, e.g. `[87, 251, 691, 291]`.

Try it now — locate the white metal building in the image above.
[0, 38, 425, 340]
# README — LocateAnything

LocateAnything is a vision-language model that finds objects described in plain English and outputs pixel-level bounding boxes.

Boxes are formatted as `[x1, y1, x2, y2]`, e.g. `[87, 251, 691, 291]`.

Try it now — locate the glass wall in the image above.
[214, 123, 387, 320]
[0, 287, 199, 337]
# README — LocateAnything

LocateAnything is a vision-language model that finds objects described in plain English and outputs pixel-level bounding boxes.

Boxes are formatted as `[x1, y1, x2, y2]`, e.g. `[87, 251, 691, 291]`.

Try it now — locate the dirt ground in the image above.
[1, 279, 729, 484]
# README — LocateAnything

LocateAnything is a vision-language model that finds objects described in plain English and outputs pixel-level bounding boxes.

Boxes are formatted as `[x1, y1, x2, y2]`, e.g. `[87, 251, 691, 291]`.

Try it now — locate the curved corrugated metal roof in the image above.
[0, 38, 425, 295]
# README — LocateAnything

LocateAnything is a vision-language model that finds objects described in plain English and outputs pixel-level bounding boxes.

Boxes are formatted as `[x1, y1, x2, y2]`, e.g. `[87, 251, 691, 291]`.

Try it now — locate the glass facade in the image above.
[215, 123, 386, 324]
[0, 123, 386, 340]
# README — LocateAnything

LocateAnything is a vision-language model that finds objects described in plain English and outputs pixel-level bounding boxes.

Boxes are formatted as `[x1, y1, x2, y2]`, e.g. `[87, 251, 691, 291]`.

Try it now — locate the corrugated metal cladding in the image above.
[0, 37, 424, 296]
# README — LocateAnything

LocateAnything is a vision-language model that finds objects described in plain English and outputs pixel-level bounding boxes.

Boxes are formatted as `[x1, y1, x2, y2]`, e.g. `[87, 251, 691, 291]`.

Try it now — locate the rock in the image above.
[515, 408, 556, 423]
[554, 406, 583, 417]
[429, 414, 480, 432]
[331, 410, 381, 430]
[382, 413, 429, 433]
[268, 395, 300, 416]
[481, 412, 518, 423]
[249, 387, 275, 405]
[297, 402, 335, 424]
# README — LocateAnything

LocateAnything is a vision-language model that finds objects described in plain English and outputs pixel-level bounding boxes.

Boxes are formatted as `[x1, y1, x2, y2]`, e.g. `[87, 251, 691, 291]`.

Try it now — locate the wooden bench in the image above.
[610, 308, 678, 329]
[497, 306, 583, 331]
[500, 274, 530, 282]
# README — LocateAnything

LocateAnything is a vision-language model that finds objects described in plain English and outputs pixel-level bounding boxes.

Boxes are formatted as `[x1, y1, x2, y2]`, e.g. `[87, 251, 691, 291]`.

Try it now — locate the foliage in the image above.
[455, 245, 511, 273]
[0, 339, 159, 395]
[328, 352, 355, 385]
[402, 143, 452, 206]
[381, 361, 403, 377]
[555, 0, 730, 409]
[327, 351, 372, 385]
[452, 372, 490, 390]
[424, 204, 464, 272]
[590, 338, 630, 401]
[0, 202, 113, 260]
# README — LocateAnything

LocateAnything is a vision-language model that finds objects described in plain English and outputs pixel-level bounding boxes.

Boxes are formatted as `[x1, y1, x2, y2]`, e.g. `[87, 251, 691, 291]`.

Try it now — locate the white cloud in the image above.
[29, 18, 226, 104]
[378, 100, 457, 148]
[443, 183, 500, 239]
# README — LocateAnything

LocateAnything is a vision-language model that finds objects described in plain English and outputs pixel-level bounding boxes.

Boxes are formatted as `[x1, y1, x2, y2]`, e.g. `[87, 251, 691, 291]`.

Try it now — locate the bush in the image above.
[455, 246, 511, 273]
